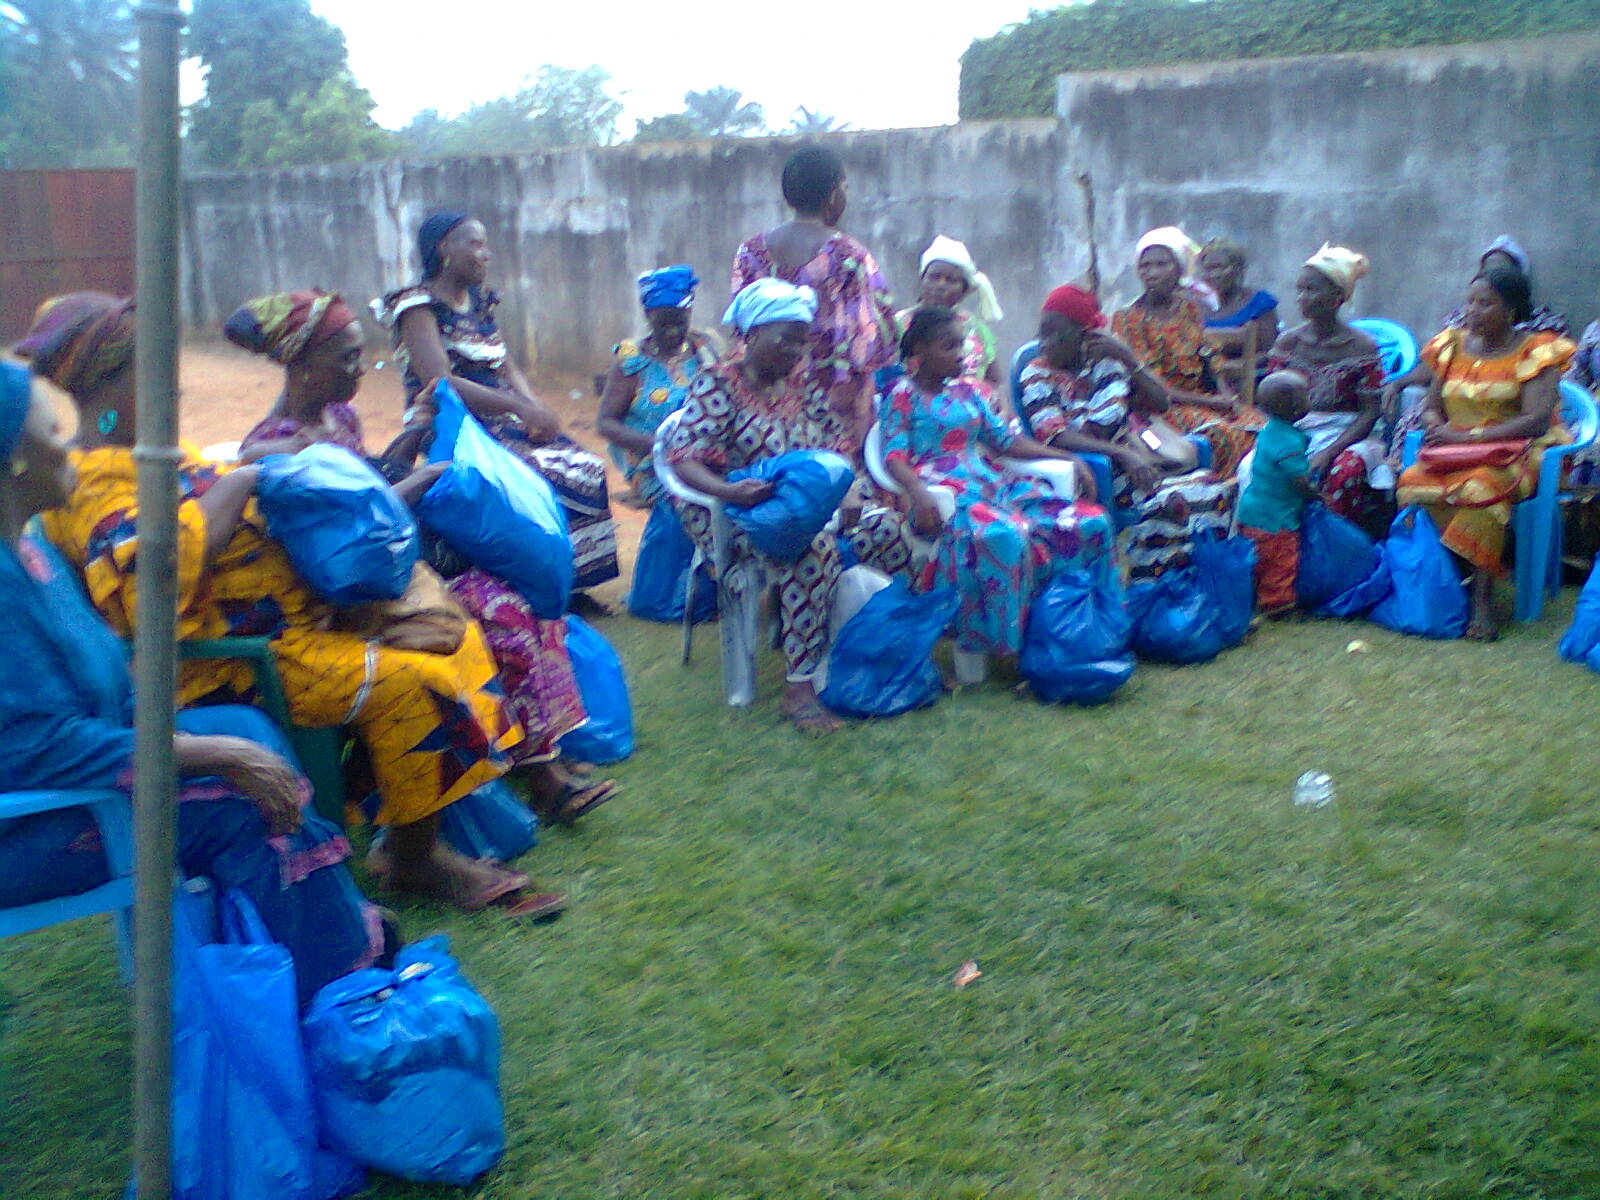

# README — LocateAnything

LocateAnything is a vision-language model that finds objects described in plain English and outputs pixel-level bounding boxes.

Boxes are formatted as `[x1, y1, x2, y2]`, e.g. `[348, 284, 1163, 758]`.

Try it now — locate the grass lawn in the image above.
[4, 597, 1599, 1199]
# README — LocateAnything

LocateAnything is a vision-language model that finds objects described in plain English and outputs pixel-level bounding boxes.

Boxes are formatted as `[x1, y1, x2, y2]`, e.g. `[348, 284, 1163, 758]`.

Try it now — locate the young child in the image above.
[1237, 371, 1318, 615]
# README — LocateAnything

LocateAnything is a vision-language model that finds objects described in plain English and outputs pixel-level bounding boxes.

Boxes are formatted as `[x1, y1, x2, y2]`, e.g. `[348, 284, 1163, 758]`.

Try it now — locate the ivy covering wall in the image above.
[959, 0, 1599, 119]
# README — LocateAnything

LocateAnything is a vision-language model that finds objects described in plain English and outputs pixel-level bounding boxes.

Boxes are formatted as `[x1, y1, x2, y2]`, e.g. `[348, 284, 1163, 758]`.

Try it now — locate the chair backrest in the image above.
[650, 409, 718, 508]
[1009, 339, 1041, 438]
[1559, 379, 1600, 451]
[1200, 323, 1258, 408]
[1350, 318, 1420, 382]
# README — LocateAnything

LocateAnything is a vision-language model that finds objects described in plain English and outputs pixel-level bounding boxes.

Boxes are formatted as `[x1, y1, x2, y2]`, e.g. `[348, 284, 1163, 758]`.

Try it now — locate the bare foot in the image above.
[780, 684, 842, 735]
[387, 844, 528, 911]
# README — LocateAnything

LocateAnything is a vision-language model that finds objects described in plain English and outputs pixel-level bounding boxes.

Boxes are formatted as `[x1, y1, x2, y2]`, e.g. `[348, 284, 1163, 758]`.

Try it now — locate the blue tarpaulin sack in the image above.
[166, 884, 363, 1200]
[416, 381, 572, 618]
[1020, 570, 1134, 705]
[725, 450, 854, 562]
[1191, 531, 1256, 648]
[1322, 556, 1394, 618]
[819, 580, 958, 718]
[303, 936, 504, 1186]
[439, 779, 537, 863]
[1296, 502, 1381, 613]
[1559, 555, 1600, 663]
[557, 614, 634, 763]
[1126, 567, 1226, 664]
[256, 444, 418, 606]
[628, 501, 715, 622]
[1370, 506, 1469, 639]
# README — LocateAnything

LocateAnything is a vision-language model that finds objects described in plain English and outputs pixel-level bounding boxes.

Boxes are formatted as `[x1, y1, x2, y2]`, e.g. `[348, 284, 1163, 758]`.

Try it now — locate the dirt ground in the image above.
[176, 339, 650, 603]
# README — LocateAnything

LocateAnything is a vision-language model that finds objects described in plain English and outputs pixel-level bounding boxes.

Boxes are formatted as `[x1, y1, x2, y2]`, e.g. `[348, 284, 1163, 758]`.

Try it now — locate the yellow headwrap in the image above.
[1304, 244, 1370, 302]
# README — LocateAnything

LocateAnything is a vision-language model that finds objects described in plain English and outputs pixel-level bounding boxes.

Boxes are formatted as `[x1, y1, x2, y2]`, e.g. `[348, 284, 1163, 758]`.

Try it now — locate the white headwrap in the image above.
[1304, 243, 1370, 302]
[1135, 226, 1216, 308]
[722, 278, 818, 333]
[920, 235, 1004, 323]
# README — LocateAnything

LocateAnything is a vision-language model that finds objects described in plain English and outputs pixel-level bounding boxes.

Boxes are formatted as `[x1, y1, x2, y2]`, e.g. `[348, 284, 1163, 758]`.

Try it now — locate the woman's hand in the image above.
[837, 481, 864, 530]
[406, 384, 441, 430]
[1116, 448, 1161, 492]
[1308, 447, 1336, 478]
[721, 478, 776, 507]
[1423, 423, 1471, 446]
[1069, 459, 1099, 503]
[909, 490, 946, 537]
[1082, 330, 1139, 369]
[389, 461, 450, 506]
[513, 397, 561, 442]
[179, 734, 304, 836]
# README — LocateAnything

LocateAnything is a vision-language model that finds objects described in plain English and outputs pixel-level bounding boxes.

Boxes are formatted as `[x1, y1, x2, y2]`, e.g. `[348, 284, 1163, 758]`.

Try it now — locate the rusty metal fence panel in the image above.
[1, 169, 136, 340]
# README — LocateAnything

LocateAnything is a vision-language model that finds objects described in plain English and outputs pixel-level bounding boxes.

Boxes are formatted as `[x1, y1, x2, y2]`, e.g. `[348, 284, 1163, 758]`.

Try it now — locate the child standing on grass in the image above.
[1237, 371, 1318, 616]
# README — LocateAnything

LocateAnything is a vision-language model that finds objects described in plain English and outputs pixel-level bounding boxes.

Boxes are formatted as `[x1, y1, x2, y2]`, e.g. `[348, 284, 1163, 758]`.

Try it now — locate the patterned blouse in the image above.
[1111, 296, 1212, 393]
[665, 359, 846, 474]
[1567, 320, 1600, 391]
[1017, 356, 1136, 444]
[1266, 344, 1385, 415]
[372, 283, 508, 406]
[239, 402, 365, 459]
[1421, 327, 1576, 430]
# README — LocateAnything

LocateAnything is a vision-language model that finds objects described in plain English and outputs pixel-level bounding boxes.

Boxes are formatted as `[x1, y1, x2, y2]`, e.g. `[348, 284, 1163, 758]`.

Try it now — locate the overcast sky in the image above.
[290, 0, 1045, 134]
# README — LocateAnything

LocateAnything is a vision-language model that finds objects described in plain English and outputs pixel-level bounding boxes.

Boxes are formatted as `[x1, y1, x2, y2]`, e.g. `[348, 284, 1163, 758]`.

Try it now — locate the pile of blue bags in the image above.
[1125, 532, 1257, 665]
[558, 613, 635, 763]
[1317, 506, 1468, 639]
[628, 501, 715, 623]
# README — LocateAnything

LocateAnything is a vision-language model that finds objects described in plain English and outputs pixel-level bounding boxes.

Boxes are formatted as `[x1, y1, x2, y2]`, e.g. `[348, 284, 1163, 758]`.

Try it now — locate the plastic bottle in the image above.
[1293, 770, 1335, 809]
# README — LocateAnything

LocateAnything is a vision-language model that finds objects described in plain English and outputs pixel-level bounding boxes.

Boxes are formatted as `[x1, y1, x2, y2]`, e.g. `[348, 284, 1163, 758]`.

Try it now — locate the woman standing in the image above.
[1111, 226, 1262, 476]
[1267, 245, 1388, 530]
[881, 307, 1111, 661]
[375, 212, 620, 593]
[894, 236, 1004, 386]
[227, 290, 614, 826]
[731, 145, 897, 453]
[1397, 265, 1575, 640]
[597, 265, 719, 505]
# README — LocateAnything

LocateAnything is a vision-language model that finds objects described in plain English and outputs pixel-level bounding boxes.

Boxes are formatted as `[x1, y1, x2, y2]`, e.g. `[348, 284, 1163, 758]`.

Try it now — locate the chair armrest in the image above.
[0, 788, 126, 821]
[1401, 431, 1422, 469]
[1187, 435, 1213, 469]
[177, 636, 293, 730]
[1539, 437, 1585, 494]
[1002, 456, 1079, 501]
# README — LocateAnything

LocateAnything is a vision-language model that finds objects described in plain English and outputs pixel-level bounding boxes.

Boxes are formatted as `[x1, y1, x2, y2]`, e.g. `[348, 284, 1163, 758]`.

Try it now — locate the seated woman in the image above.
[1111, 226, 1263, 477]
[374, 211, 620, 594]
[19, 292, 543, 915]
[0, 361, 382, 1004]
[664, 280, 863, 733]
[597, 265, 719, 505]
[731, 144, 897, 453]
[895, 236, 1005, 387]
[1019, 285, 1236, 580]
[227, 290, 613, 827]
[1199, 237, 1279, 388]
[1397, 265, 1576, 640]
[881, 307, 1111, 662]
[1267, 245, 1388, 531]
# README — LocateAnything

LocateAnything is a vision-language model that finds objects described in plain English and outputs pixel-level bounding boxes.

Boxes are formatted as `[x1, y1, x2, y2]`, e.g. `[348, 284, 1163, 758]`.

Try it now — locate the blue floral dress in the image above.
[880, 377, 1114, 656]
[611, 333, 717, 502]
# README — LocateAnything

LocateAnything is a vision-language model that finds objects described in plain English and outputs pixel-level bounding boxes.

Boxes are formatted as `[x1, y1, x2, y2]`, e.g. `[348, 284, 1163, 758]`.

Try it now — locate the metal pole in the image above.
[132, 3, 184, 1197]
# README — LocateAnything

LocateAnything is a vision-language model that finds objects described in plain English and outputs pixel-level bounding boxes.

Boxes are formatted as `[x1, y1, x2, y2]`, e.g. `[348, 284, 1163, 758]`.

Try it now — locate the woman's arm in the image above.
[885, 456, 944, 536]
[174, 733, 302, 835]
[195, 465, 262, 564]
[596, 361, 654, 457]
[388, 461, 449, 507]
[672, 459, 774, 506]
[396, 307, 557, 438]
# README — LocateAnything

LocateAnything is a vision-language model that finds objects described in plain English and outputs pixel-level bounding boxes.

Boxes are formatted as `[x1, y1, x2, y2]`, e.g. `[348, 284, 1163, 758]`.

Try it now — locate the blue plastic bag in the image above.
[416, 381, 573, 618]
[439, 779, 537, 863]
[1370, 507, 1469, 639]
[1191, 531, 1256, 648]
[819, 580, 958, 718]
[303, 935, 504, 1186]
[1559, 555, 1600, 662]
[557, 613, 635, 763]
[1127, 567, 1226, 664]
[1296, 502, 1381, 612]
[1322, 557, 1394, 618]
[628, 502, 715, 623]
[256, 444, 418, 606]
[1020, 570, 1134, 705]
[725, 450, 854, 562]
[169, 884, 363, 1200]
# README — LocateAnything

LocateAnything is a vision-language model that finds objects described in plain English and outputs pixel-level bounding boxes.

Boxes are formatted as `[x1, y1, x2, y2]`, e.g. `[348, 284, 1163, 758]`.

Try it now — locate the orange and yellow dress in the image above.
[1396, 328, 1575, 575]
[43, 444, 521, 826]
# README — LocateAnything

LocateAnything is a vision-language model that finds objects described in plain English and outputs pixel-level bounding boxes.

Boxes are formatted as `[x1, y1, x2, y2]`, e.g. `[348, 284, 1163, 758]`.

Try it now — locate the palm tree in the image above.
[789, 107, 849, 136]
[0, 0, 137, 165]
[683, 87, 765, 138]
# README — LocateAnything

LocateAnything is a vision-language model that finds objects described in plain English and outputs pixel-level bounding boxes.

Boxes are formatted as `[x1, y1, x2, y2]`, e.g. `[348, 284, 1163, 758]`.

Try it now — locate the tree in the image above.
[397, 65, 622, 157]
[789, 107, 849, 136]
[235, 75, 396, 168]
[632, 112, 704, 143]
[187, 0, 386, 168]
[683, 87, 764, 138]
[0, 0, 136, 167]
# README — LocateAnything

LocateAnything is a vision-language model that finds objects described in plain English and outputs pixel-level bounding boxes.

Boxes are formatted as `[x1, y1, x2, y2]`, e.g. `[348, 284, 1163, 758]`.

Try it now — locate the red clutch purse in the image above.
[1417, 438, 1530, 471]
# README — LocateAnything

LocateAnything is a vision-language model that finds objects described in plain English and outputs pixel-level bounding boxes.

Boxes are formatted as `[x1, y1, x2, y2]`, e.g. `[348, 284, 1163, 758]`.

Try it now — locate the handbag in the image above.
[1416, 438, 1530, 471]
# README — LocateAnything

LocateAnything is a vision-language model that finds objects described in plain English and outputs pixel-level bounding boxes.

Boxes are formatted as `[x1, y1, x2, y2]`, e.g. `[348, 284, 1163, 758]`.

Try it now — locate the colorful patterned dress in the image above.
[880, 376, 1113, 656]
[731, 231, 897, 450]
[1111, 295, 1263, 476]
[609, 333, 718, 503]
[1396, 328, 1575, 575]
[237, 404, 587, 766]
[42, 445, 522, 826]
[373, 283, 620, 590]
[1019, 356, 1237, 580]
[1267, 336, 1389, 526]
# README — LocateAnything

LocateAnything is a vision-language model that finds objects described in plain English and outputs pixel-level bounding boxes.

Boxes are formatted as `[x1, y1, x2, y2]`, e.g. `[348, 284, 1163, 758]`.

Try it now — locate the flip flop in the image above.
[547, 779, 619, 826]
[384, 861, 529, 912]
[498, 890, 569, 921]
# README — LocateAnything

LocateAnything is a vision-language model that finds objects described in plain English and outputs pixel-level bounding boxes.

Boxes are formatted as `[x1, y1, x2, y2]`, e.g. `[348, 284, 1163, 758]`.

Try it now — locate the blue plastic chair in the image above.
[1350, 318, 1420, 382]
[1401, 379, 1598, 622]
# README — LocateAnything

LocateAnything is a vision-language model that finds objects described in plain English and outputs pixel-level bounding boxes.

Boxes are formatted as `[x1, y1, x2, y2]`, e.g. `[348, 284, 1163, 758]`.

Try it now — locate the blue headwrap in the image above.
[419, 210, 469, 278]
[1, 361, 32, 465]
[637, 265, 698, 310]
[722, 279, 818, 334]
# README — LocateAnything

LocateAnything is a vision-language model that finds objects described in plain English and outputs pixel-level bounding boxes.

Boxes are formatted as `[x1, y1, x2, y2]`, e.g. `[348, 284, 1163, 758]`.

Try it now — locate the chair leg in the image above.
[953, 648, 988, 686]
[113, 906, 134, 985]
[719, 566, 760, 707]
[1513, 497, 1552, 623]
[681, 549, 703, 666]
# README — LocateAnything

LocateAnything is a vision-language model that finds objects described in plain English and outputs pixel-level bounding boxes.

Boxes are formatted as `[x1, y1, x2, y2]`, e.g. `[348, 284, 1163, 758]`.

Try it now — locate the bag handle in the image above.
[218, 888, 276, 947]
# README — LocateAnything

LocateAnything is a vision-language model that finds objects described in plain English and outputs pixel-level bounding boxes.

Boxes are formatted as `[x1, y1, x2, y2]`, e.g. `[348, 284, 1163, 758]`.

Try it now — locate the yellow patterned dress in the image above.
[1396, 329, 1575, 575]
[42, 444, 521, 825]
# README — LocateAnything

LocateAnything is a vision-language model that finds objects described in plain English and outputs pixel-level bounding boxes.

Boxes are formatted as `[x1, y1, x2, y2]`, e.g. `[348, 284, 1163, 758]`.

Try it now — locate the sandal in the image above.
[385, 858, 530, 912]
[498, 890, 568, 920]
[782, 699, 842, 736]
[536, 779, 619, 826]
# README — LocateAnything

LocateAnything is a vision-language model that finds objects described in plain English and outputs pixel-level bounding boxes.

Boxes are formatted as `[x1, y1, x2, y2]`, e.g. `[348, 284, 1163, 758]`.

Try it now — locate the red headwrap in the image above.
[1041, 284, 1106, 330]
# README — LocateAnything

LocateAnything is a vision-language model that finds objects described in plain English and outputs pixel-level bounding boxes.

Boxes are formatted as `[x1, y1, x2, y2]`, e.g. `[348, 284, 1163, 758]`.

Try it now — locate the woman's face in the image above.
[442, 220, 491, 286]
[747, 320, 809, 379]
[1295, 267, 1343, 321]
[14, 380, 78, 513]
[919, 262, 970, 309]
[1038, 311, 1084, 369]
[1199, 249, 1243, 298]
[916, 319, 965, 382]
[1463, 277, 1512, 339]
[645, 306, 691, 355]
[1137, 246, 1182, 299]
[299, 321, 365, 406]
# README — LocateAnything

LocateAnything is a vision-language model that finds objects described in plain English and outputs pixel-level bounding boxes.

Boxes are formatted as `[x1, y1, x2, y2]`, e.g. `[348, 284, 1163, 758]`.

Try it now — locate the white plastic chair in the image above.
[861, 421, 1080, 684]
[652, 409, 772, 707]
